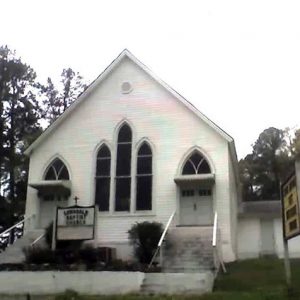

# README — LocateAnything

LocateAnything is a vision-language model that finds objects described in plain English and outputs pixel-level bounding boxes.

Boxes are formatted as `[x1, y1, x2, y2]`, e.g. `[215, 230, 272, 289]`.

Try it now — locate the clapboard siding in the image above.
[25, 56, 236, 261]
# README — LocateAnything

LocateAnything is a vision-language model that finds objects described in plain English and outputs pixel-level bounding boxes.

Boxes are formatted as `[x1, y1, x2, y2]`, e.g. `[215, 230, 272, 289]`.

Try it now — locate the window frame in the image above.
[114, 124, 133, 212]
[182, 151, 211, 175]
[95, 124, 155, 217]
[136, 142, 153, 211]
[44, 158, 70, 181]
[95, 144, 111, 212]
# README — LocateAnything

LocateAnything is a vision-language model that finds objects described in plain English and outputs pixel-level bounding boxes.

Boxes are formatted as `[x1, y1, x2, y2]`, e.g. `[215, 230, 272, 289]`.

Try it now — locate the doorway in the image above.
[39, 194, 68, 229]
[179, 188, 213, 226]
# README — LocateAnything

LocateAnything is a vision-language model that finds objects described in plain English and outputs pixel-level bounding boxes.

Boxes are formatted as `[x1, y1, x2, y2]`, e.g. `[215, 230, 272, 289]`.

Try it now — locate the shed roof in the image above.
[239, 200, 282, 219]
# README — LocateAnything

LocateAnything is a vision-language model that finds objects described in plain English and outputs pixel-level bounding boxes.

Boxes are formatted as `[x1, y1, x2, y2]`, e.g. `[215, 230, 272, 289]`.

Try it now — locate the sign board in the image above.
[281, 172, 300, 240]
[56, 205, 95, 241]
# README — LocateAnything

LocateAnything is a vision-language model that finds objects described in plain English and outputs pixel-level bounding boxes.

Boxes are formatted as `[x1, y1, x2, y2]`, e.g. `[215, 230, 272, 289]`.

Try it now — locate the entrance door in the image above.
[260, 219, 275, 255]
[39, 195, 68, 229]
[180, 188, 213, 226]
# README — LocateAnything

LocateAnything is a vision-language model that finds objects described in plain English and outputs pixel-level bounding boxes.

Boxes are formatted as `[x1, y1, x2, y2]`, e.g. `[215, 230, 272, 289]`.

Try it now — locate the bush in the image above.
[24, 247, 56, 265]
[55, 290, 82, 300]
[45, 221, 53, 248]
[128, 221, 163, 264]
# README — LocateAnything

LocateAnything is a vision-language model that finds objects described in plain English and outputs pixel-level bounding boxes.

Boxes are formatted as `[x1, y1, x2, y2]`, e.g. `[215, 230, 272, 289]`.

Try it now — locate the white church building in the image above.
[23, 50, 300, 264]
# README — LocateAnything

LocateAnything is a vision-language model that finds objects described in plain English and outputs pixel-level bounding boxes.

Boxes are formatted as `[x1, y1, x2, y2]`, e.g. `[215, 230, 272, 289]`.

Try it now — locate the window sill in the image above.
[96, 211, 156, 218]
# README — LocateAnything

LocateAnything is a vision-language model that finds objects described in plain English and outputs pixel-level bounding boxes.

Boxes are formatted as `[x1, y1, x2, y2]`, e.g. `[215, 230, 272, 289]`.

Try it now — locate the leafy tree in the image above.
[0, 45, 42, 225]
[291, 128, 300, 160]
[239, 127, 294, 201]
[42, 68, 87, 124]
[239, 154, 256, 201]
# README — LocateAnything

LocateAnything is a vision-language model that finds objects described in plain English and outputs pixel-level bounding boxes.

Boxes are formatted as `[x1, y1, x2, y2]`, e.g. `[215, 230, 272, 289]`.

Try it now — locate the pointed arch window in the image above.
[44, 158, 70, 180]
[95, 144, 111, 211]
[136, 142, 152, 210]
[182, 151, 211, 175]
[115, 124, 132, 211]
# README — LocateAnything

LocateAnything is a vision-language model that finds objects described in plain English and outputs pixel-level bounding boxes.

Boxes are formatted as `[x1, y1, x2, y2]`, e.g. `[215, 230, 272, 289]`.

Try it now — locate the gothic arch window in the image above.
[44, 158, 70, 180]
[136, 142, 152, 210]
[115, 124, 132, 211]
[182, 151, 211, 175]
[95, 144, 111, 211]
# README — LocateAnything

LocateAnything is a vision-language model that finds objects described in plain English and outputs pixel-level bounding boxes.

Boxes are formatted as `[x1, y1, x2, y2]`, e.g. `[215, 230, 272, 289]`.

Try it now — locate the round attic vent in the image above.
[121, 81, 132, 94]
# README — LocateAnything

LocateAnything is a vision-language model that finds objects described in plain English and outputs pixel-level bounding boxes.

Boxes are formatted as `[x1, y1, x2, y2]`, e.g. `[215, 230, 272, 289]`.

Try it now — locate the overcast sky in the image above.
[1, 0, 300, 159]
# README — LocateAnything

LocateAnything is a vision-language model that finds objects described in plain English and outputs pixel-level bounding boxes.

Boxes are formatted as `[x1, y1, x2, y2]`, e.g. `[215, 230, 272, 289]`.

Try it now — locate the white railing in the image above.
[212, 212, 226, 275]
[148, 210, 176, 268]
[0, 214, 35, 250]
[30, 232, 46, 248]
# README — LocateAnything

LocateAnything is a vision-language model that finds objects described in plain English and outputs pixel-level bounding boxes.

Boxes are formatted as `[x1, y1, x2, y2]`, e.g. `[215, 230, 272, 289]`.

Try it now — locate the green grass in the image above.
[55, 292, 296, 300]
[215, 257, 300, 292]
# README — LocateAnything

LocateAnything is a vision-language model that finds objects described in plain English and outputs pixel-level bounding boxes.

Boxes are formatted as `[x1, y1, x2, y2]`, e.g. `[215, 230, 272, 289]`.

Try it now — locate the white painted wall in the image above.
[25, 56, 237, 261]
[237, 218, 261, 259]
[227, 150, 238, 259]
[238, 217, 300, 259]
[0, 272, 214, 296]
[0, 272, 144, 295]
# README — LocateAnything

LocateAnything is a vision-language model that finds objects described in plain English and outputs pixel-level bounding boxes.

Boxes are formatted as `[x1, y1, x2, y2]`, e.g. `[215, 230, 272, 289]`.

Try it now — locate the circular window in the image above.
[121, 81, 133, 94]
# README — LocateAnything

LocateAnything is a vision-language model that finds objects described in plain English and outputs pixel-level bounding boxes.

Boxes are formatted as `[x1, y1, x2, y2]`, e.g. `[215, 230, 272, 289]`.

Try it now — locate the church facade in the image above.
[25, 50, 240, 262]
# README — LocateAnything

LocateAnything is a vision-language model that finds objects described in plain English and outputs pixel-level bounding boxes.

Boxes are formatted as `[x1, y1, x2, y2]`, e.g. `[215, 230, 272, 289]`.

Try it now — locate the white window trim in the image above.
[96, 124, 156, 216]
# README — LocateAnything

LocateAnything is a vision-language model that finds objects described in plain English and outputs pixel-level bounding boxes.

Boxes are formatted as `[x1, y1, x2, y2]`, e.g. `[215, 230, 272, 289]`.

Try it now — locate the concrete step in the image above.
[141, 272, 214, 295]
[0, 230, 45, 264]
[162, 226, 214, 273]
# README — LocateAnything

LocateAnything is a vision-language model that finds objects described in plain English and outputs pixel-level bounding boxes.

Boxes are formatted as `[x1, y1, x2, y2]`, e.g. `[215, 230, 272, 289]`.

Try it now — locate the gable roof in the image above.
[25, 49, 235, 155]
[25, 49, 241, 197]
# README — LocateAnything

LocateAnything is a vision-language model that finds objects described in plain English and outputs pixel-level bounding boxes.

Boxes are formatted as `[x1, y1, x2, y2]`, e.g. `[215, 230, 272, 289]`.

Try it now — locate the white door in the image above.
[260, 219, 275, 255]
[39, 195, 68, 229]
[180, 188, 213, 226]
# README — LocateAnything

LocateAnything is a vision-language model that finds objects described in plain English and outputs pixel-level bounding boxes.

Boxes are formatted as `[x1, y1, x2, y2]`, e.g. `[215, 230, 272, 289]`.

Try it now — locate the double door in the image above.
[180, 188, 213, 226]
[39, 195, 68, 229]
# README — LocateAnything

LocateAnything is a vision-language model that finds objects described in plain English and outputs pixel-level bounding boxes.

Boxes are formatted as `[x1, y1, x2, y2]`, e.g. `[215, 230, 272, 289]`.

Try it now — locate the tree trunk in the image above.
[8, 98, 16, 225]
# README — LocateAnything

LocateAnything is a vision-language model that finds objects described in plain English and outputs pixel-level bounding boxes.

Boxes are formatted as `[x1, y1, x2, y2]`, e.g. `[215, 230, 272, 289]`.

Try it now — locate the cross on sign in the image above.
[74, 196, 79, 206]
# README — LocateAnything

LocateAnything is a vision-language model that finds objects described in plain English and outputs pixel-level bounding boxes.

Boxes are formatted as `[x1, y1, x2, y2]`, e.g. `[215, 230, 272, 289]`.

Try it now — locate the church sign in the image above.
[281, 171, 300, 240]
[56, 206, 95, 240]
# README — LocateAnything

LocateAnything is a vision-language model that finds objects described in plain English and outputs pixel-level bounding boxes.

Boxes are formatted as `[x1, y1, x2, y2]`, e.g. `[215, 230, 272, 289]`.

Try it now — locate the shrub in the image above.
[55, 290, 82, 300]
[45, 221, 53, 248]
[79, 246, 99, 265]
[128, 221, 163, 264]
[23, 247, 56, 264]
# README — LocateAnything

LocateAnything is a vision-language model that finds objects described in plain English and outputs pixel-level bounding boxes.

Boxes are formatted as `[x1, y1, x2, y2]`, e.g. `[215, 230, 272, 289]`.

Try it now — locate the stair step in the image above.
[0, 230, 46, 264]
[162, 226, 214, 273]
[141, 272, 214, 294]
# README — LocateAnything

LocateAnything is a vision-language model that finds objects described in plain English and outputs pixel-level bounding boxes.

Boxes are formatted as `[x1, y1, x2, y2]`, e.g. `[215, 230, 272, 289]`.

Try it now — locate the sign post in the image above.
[281, 160, 300, 287]
[51, 206, 57, 251]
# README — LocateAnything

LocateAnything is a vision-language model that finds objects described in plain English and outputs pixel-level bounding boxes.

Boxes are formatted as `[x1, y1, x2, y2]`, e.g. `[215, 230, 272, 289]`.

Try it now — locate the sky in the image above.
[1, 0, 300, 159]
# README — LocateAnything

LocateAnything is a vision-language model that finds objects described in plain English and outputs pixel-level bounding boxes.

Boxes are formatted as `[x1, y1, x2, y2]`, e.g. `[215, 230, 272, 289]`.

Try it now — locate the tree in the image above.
[291, 128, 300, 160]
[239, 127, 294, 201]
[42, 68, 87, 124]
[239, 154, 256, 201]
[0, 46, 42, 225]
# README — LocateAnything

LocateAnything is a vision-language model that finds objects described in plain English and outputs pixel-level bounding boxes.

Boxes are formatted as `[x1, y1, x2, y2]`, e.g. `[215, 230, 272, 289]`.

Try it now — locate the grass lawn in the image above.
[54, 258, 300, 299]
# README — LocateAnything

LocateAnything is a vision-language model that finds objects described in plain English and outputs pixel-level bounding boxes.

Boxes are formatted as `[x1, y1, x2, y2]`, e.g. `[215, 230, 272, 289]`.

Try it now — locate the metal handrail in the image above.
[158, 210, 176, 247]
[0, 214, 35, 238]
[212, 212, 226, 274]
[212, 212, 218, 247]
[148, 209, 176, 268]
[30, 232, 46, 247]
